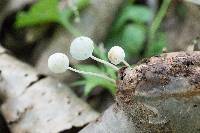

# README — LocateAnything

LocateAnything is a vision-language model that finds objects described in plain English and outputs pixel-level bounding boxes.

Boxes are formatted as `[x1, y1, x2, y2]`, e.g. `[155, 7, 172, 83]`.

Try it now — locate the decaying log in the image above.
[0, 46, 99, 133]
[81, 51, 200, 133]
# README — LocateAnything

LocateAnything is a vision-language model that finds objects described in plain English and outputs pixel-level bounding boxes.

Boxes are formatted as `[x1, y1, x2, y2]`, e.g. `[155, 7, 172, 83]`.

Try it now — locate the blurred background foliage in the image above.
[15, 0, 90, 35]
[106, 0, 170, 59]
[15, 0, 170, 61]
[9, 0, 192, 96]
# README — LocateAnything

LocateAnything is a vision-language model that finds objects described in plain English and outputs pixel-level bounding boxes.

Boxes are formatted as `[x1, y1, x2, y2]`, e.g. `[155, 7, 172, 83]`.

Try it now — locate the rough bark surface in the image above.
[80, 51, 200, 133]
[0, 46, 99, 133]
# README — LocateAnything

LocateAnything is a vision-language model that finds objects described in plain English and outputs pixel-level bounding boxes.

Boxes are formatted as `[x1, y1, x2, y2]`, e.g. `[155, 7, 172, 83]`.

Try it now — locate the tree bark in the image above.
[80, 51, 200, 133]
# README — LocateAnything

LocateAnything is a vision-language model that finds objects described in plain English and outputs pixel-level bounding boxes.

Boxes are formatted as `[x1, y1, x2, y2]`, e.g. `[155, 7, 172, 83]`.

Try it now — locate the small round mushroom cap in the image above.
[70, 36, 94, 60]
[108, 46, 125, 65]
[48, 53, 69, 73]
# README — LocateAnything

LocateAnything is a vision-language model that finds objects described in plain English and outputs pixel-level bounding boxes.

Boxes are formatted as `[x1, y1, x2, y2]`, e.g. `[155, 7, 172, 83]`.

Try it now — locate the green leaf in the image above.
[84, 80, 99, 96]
[76, 64, 116, 96]
[84, 77, 116, 96]
[122, 24, 146, 55]
[113, 5, 153, 31]
[93, 44, 108, 61]
[15, 0, 60, 27]
[146, 32, 167, 57]
[71, 80, 86, 86]
[76, 0, 90, 10]
[72, 45, 117, 96]
[77, 64, 102, 74]
[15, 0, 90, 29]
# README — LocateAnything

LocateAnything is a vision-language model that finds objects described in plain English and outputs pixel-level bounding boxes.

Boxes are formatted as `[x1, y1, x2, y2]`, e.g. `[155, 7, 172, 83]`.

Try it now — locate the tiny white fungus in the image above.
[70, 36, 119, 70]
[48, 52, 115, 83]
[70, 36, 94, 60]
[108, 46, 125, 65]
[48, 53, 69, 73]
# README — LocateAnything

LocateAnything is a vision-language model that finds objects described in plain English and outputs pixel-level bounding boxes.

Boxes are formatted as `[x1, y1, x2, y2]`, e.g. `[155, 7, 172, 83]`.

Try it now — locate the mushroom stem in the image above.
[122, 60, 130, 67]
[68, 67, 116, 83]
[90, 55, 119, 71]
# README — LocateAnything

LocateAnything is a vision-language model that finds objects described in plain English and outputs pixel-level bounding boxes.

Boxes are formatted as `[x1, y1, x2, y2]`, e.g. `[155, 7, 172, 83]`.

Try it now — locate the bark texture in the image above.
[81, 51, 200, 133]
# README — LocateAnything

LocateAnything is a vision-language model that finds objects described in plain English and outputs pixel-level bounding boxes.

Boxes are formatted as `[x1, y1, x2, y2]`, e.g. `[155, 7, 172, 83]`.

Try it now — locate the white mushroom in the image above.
[48, 52, 115, 83]
[70, 36, 119, 71]
[108, 46, 130, 66]
[70, 36, 94, 60]
[48, 53, 69, 73]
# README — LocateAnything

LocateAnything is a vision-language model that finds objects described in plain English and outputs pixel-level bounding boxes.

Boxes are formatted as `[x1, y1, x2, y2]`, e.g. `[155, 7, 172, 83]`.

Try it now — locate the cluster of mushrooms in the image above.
[48, 36, 130, 83]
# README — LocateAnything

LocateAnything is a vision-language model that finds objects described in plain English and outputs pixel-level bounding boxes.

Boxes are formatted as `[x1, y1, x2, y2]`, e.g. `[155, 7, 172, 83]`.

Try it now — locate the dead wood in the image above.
[80, 51, 200, 133]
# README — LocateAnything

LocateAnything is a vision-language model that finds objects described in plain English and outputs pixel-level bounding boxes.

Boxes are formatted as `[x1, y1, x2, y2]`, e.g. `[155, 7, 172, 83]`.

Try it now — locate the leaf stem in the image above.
[149, 0, 171, 43]
[61, 21, 81, 37]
